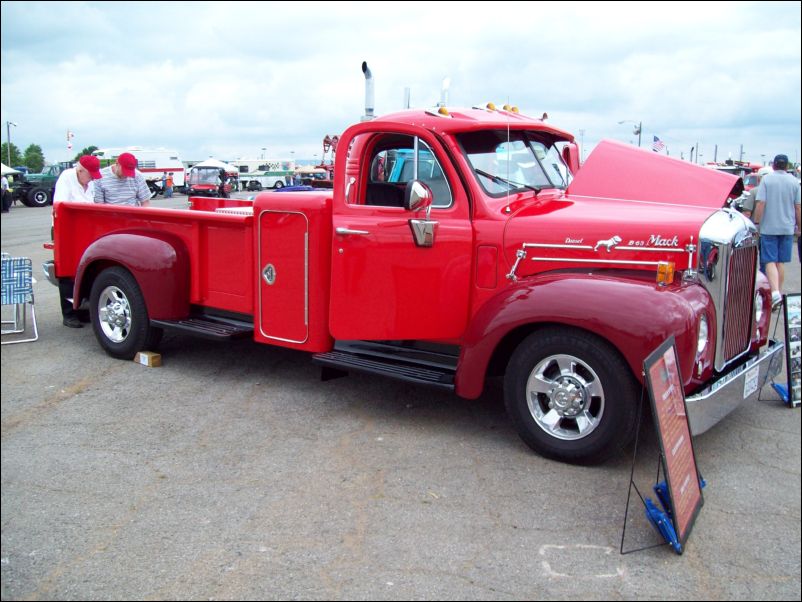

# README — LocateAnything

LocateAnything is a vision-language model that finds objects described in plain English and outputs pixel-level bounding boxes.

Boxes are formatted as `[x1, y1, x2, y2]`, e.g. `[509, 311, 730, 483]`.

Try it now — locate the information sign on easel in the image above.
[642, 336, 704, 554]
[782, 294, 801, 408]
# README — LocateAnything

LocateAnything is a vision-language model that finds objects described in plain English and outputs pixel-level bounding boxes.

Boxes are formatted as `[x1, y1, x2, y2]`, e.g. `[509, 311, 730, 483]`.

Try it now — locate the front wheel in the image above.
[90, 267, 162, 359]
[24, 187, 52, 207]
[504, 327, 640, 464]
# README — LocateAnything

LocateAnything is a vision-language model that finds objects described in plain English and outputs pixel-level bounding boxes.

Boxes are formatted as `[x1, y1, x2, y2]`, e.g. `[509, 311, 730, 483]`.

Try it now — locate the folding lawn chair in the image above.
[1, 253, 39, 345]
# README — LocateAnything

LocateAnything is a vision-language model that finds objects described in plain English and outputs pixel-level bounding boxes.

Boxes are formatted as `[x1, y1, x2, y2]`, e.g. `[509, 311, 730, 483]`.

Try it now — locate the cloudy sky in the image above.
[1, 1, 800, 166]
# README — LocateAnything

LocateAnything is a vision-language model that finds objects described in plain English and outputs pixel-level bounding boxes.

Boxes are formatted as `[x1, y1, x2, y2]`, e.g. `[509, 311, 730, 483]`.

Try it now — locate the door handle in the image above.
[335, 227, 370, 236]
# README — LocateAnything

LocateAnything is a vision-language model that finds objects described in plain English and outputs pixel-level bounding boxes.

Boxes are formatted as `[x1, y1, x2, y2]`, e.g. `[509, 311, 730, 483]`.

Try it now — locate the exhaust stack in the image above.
[362, 61, 374, 122]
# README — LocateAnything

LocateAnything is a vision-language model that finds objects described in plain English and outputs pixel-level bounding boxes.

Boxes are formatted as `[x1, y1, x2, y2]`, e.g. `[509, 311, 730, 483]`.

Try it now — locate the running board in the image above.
[151, 317, 253, 340]
[312, 350, 456, 391]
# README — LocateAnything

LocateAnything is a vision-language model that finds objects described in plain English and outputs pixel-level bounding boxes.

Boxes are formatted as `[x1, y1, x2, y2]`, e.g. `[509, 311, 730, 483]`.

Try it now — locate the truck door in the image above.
[330, 131, 472, 341]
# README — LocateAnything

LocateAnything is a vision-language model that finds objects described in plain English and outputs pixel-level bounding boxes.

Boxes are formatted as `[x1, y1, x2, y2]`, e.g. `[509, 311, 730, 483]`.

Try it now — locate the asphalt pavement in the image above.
[1, 196, 800, 600]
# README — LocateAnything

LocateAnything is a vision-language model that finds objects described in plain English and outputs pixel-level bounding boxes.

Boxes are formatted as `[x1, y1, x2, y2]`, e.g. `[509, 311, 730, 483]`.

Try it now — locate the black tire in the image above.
[89, 267, 163, 360]
[504, 327, 640, 464]
[248, 181, 262, 191]
[24, 187, 52, 207]
[273, 181, 283, 189]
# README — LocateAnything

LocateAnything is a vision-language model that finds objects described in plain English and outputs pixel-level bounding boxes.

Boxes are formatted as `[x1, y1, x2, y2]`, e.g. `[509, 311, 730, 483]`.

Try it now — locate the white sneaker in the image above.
[771, 291, 783, 311]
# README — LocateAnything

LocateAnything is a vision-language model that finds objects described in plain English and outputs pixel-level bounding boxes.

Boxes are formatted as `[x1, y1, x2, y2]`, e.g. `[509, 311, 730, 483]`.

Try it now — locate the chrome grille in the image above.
[697, 209, 759, 371]
[722, 245, 757, 362]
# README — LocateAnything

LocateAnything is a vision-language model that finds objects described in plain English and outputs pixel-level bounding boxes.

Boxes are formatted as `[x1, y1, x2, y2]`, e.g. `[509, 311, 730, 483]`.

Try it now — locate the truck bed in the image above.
[54, 191, 334, 352]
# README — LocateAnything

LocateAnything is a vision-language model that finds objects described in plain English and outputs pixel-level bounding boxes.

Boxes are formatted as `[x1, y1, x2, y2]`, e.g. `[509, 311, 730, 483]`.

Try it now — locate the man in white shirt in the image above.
[53, 155, 102, 327]
[1, 175, 10, 212]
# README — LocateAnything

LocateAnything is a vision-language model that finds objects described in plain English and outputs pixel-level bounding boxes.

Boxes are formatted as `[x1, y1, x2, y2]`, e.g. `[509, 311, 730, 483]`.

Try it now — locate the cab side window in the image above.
[364, 135, 453, 208]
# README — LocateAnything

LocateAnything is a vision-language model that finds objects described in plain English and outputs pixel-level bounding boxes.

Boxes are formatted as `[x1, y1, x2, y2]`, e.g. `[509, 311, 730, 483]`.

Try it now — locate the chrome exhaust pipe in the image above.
[362, 61, 374, 121]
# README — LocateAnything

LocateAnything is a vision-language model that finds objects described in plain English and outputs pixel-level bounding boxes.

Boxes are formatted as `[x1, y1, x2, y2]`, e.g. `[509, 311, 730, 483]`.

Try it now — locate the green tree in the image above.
[1, 142, 22, 166]
[73, 146, 99, 162]
[23, 144, 45, 172]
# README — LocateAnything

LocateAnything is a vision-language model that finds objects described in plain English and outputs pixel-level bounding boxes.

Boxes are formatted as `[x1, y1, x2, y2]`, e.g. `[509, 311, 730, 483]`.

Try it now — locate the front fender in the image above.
[75, 232, 190, 320]
[456, 272, 711, 399]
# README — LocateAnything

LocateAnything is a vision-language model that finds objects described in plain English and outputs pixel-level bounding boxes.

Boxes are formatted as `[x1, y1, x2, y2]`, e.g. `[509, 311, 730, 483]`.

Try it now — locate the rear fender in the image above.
[75, 232, 190, 320]
[456, 272, 711, 399]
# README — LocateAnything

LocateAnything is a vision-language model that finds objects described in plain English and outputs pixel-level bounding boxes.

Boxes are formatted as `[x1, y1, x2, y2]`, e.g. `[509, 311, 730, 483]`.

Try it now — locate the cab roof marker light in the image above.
[424, 106, 453, 119]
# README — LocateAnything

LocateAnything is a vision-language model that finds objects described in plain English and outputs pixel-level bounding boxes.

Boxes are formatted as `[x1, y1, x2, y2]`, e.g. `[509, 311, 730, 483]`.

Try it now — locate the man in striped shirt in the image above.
[94, 152, 152, 206]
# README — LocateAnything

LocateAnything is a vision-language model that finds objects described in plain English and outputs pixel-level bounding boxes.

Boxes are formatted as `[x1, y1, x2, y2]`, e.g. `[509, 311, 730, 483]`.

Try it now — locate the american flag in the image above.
[652, 136, 665, 153]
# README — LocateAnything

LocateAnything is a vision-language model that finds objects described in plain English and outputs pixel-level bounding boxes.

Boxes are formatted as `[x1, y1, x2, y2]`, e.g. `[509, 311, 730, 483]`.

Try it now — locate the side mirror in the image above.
[404, 180, 433, 213]
[562, 143, 581, 175]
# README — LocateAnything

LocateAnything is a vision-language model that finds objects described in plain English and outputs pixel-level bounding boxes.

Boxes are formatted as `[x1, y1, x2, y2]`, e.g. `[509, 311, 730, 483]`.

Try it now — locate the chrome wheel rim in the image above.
[525, 354, 605, 440]
[98, 285, 132, 343]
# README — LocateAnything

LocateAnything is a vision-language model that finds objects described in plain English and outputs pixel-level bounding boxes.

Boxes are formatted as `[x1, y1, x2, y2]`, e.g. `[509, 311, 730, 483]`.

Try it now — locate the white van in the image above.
[93, 147, 185, 188]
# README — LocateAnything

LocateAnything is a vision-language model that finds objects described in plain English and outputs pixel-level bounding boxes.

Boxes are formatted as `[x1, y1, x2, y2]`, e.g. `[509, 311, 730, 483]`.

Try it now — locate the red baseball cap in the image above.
[117, 152, 138, 178]
[78, 155, 102, 180]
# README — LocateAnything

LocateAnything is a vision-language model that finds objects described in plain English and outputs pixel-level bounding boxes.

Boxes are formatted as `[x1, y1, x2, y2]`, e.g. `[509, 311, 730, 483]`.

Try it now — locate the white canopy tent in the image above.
[190, 159, 239, 175]
[1, 163, 22, 176]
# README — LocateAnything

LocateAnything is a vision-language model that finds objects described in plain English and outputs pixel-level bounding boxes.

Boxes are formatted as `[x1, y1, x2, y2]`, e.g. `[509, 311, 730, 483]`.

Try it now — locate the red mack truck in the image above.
[45, 106, 783, 464]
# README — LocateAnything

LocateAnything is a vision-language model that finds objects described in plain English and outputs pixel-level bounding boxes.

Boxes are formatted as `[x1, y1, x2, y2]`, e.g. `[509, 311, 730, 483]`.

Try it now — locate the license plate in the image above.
[743, 365, 759, 399]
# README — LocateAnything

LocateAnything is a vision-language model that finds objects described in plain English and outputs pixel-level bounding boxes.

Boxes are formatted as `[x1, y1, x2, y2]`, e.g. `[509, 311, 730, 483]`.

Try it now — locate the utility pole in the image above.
[6, 121, 17, 166]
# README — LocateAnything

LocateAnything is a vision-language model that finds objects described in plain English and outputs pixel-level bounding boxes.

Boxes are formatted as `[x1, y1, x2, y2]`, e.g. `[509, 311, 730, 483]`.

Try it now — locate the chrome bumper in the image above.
[42, 260, 58, 286]
[686, 339, 785, 435]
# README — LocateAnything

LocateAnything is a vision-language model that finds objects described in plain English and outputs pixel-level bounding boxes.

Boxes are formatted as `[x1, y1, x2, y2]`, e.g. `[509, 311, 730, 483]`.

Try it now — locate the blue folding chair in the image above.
[2, 253, 39, 344]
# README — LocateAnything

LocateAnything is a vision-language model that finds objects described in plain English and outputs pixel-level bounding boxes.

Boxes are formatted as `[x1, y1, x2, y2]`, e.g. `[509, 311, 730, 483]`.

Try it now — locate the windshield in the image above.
[458, 130, 570, 196]
[190, 169, 221, 185]
[744, 174, 760, 187]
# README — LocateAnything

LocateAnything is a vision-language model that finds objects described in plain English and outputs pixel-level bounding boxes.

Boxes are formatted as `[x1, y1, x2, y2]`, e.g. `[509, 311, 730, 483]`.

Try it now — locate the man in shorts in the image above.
[753, 154, 802, 309]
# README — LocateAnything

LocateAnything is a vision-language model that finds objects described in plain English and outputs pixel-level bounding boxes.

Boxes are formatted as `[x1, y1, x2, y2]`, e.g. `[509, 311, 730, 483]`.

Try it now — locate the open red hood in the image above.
[567, 140, 742, 208]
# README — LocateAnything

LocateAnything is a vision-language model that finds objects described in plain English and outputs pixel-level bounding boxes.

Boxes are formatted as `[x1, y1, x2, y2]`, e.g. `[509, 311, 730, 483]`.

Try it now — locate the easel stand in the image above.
[762, 294, 801, 408]
[620, 389, 706, 556]
[620, 394, 670, 554]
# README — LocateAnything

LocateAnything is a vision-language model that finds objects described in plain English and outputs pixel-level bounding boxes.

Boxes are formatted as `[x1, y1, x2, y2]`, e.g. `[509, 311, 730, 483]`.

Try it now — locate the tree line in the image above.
[1, 143, 98, 173]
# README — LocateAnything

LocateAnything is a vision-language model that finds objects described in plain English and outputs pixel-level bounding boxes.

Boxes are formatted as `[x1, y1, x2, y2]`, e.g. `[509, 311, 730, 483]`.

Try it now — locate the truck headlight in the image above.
[697, 314, 709, 355]
[754, 291, 764, 323]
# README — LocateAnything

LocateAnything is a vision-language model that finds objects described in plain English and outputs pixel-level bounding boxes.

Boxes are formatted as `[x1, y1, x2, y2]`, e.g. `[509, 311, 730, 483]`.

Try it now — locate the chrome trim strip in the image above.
[531, 257, 663, 266]
[523, 243, 594, 250]
[618, 246, 685, 253]
[522, 243, 684, 252]
[257, 209, 310, 345]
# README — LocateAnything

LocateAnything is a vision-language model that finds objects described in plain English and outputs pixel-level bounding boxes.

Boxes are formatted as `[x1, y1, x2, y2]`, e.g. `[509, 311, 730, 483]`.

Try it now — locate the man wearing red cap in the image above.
[53, 155, 103, 327]
[93, 152, 151, 206]
[54, 155, 102, 204]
